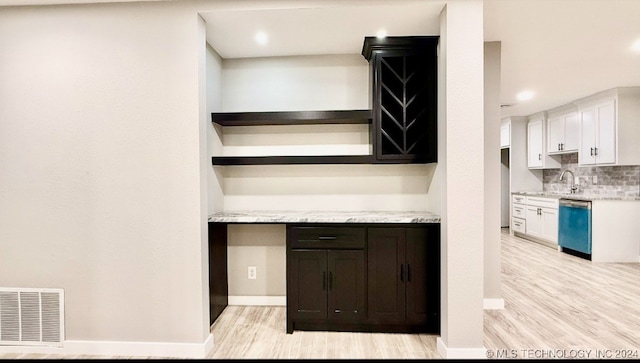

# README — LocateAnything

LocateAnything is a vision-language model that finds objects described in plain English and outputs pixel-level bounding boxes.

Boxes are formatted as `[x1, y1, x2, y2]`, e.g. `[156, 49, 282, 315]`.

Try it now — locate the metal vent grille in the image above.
[0, 288, 64, 346]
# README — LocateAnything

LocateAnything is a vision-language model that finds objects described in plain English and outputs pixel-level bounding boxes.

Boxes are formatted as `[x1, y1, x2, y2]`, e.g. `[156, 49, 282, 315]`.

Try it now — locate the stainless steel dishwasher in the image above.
[558, 198, 592, 258]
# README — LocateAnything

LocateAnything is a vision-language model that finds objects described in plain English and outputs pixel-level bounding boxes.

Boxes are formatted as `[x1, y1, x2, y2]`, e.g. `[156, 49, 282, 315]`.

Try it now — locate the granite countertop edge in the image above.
[511, 191, 640, 201]
[208, 210, 441, 224]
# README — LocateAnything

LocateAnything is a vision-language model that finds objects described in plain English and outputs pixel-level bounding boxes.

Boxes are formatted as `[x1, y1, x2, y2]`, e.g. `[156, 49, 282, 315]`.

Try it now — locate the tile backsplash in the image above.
[543, 153, 640, 196]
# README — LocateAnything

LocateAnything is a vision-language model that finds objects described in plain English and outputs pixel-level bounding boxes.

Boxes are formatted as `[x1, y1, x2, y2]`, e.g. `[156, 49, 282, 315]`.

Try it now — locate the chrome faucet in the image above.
[559, 169, 578, 194]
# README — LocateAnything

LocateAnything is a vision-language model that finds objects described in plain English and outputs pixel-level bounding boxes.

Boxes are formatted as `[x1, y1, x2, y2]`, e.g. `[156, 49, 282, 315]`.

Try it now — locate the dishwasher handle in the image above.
[559, 199, 591, 209]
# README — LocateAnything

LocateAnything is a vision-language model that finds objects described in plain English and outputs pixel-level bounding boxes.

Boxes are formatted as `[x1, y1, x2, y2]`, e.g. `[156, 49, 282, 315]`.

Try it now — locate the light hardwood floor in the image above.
[2, 229, 639, 359]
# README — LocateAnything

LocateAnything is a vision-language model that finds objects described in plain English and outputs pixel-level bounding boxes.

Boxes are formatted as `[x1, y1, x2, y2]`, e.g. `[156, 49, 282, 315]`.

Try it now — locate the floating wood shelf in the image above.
[211, 110, 372, 126]
[211, 155, 377, 166]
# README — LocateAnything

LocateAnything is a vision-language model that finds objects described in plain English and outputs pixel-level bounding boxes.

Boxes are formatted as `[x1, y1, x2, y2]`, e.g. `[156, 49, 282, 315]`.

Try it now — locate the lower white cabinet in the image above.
[512, 194, 559, 246]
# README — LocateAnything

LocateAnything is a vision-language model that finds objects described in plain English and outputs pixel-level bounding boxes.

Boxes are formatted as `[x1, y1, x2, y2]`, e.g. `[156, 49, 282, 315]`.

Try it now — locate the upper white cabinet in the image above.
[547, 110, 579, 154]
[500, 122, 510, 148]
[578, 99, 616, 165]
[525, 87, 640, 168]
[527, 113, 559, 169]
[527, 117, 544, 168]
[574, 87, 640, 166]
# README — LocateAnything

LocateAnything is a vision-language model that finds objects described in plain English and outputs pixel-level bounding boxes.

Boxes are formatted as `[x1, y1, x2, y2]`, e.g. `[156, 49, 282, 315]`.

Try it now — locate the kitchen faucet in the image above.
[559, 169, 578, 194]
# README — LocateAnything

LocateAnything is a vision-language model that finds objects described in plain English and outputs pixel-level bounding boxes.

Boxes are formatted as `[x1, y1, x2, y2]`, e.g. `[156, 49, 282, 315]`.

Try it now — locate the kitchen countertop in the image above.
[208, 210, 441, 224]
[512, 191, 640, 201]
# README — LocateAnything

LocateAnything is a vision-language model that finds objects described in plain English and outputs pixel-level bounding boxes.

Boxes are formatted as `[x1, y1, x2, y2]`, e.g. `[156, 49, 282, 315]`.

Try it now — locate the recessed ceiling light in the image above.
[517, 90, 535, 102]
[376, 29, 387, 39]
[631, 39, 640, 53]
[255, 31, 268, 45]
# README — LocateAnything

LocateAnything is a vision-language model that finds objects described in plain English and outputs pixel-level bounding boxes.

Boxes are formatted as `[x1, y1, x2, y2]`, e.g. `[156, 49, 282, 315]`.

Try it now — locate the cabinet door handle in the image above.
[538, 153, 542, 160]
[407, 264, 411, 283]
[322, 271, 326, 290]
[558, 143, 561, 151]
[400, 264, 404, 282]
[594, 147, 598, 156]
[328, 271, 333, 290]
[318, 236, 336, 240]
[590, 147, 594, 156]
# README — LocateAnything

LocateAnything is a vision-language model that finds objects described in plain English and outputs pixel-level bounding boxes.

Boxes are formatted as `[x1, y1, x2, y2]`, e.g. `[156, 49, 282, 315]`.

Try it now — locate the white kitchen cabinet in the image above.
[525, 196, 558, 245]
[511, 194, 526, 234]
[547, 111, 579, 154]
[527, 117, 544, 168]
[512, 194, 558, 246]
[578, 99, 616, 165]
[527, 114, 559, 169]
[500, 123, 510, 148]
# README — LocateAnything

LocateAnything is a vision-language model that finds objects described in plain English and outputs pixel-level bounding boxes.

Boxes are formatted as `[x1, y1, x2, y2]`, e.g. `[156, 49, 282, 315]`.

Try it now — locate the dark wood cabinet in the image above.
[367, 226, 440, 333]
[362, 36, 439, 163]
[286, 226, 366, 333]
[208, 223, 228, 325]
[286, 223, 440, 334]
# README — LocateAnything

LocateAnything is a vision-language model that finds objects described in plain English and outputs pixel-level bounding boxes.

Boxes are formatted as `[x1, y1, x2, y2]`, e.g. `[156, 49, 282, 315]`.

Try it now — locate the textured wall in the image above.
[543, 153, 640, 196]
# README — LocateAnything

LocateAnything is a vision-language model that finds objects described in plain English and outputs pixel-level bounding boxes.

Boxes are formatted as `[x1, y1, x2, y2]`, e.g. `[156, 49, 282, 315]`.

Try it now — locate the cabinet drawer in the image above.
[526, 196, 559, 209]
[512, 218, 526, 233]
[288, 226, 365, 249]
[512, 204, 526, 218]
[512, 194, 526, 204]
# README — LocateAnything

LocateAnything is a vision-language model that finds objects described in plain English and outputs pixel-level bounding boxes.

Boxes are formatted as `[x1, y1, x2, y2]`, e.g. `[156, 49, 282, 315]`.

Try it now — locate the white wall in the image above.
[508, 116, 543, 193]
[437, 0, 485, 358]
[483, 41, 502, 305]
[0, 1, 210, 357]
[206, 43, 224, 213]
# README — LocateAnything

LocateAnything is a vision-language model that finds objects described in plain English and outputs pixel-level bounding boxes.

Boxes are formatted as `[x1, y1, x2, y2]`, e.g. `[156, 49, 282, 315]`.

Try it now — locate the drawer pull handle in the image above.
[318, 236, 337, 240]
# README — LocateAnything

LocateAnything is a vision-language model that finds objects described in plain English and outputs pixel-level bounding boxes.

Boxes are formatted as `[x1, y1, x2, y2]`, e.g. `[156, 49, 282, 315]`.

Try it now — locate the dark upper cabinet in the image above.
[362, 36, 439, 163]
[367, 226, 440, 332]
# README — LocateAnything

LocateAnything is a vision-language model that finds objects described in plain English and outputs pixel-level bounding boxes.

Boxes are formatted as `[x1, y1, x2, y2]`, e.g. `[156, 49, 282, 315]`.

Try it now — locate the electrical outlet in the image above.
[593, 175, 598, 184]
[248, 266, 257, 280]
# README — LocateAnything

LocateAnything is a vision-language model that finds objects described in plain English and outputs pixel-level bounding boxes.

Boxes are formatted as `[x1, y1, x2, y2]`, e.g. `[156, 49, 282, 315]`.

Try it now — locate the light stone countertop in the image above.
[511, 191, 640, 201]
[208, 210, 441, 224]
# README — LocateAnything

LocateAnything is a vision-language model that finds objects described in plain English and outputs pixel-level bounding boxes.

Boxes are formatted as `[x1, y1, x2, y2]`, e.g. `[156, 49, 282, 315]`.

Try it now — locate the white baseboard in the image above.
[436, 338, 487, 359]
[0, 334, 214, 359]
[483, 298, 505, 310]
[228, 295, 286, 306]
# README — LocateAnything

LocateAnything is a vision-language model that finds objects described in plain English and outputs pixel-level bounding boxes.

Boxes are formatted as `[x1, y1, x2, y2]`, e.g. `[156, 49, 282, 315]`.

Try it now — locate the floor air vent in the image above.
[0, 288, 64, 346]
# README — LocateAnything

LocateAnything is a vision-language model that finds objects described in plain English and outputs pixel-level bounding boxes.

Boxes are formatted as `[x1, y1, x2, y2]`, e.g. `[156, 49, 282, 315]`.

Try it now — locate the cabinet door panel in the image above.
[563, 112, 579, 151]
[541, 208, 558, 244]
[500, 123, 510, 148]
[327, 250, 366, 321]
[525, 206, 543, 238]
[367, 228, 405, 323]
[528, 120, 543, 168]
[579, 107, 597, 165]
[373, 49, 437, 163]
[288, 250, 327, 320]
[405, 227, 440, 326]
[596, 100, 616, 164]
[547, 116, 564, 153]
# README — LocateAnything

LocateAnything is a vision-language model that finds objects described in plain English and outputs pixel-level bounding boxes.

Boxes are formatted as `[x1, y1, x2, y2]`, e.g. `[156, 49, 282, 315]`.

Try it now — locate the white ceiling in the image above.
[201, 0, 640, 118]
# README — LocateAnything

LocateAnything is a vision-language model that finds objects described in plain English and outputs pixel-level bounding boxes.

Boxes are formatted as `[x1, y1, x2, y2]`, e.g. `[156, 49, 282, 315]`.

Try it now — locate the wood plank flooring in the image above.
[484, 229, 640, 358]
[2, 229, 639, 359]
